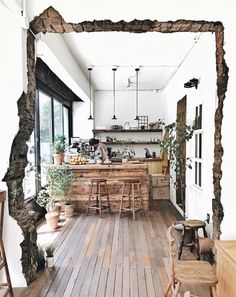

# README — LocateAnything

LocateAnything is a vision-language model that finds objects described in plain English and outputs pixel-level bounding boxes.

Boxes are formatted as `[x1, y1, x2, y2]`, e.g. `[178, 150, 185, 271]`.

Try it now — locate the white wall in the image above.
[163, 33, 217, 234]
[72, 98, 94, 139]
[220, 25, 236, 239]
[0, 3, 27, 287]
[94, 90, 165, 157]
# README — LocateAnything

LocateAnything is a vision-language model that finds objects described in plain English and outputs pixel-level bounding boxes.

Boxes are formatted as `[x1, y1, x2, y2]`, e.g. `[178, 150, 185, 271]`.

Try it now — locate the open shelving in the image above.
[93, 129, 162, 133]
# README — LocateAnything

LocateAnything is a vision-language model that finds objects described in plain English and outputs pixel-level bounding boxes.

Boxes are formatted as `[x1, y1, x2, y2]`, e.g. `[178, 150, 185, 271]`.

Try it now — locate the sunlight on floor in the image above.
[37, 213, 71, 247]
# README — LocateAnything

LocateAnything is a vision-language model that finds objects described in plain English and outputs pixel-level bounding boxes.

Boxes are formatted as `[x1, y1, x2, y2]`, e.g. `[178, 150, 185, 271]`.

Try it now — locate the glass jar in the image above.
[124, 122, 130, 130]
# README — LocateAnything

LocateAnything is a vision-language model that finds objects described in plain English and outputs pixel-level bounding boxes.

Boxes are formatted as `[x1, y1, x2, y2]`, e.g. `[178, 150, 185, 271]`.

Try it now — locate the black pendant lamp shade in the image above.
[88, 67, 94, 120]
[134, 68, 140, 120]
[112, 68, 117, 120]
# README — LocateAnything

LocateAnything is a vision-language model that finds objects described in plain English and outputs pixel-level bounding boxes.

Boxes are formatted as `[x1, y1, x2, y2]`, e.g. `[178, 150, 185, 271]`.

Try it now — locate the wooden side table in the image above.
[178, 219, 207, 260]
[215, 240, 236, 297]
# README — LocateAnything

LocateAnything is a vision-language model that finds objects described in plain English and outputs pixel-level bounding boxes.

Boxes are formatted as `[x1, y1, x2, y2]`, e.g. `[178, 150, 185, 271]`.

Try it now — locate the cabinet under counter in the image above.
[62, 163, 150, 212]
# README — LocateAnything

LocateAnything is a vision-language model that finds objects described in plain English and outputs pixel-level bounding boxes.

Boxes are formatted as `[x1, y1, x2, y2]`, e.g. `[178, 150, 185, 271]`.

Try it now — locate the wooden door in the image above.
[176, 96, 187, 213]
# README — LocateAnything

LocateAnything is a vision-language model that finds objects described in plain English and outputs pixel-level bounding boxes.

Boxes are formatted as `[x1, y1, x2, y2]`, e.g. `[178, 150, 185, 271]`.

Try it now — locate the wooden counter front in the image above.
[63, 163, 150, 212]
[215, 240, 236, 297]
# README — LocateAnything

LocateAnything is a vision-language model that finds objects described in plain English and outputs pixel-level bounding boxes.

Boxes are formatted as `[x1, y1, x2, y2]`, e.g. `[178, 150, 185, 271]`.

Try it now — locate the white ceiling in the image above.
[63, 31, 201, 91]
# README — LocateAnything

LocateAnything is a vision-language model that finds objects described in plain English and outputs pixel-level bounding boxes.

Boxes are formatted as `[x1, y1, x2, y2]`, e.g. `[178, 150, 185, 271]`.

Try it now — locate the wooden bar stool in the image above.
[119, 179, 144, 220]
[86, 179, 112, 218]
[0, 191, 14, 297]
[178, 219, 208, 260]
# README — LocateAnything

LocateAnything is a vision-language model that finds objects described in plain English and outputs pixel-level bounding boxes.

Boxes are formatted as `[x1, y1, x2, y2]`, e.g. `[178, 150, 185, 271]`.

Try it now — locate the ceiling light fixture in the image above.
[88, 67, 94, 120]
[112, 67, 118, 120]
[134, 68, 140, 120]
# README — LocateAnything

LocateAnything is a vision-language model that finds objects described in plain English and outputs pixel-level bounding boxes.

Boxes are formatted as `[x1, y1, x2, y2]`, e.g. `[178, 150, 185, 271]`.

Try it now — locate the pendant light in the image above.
[134, 68, 140, 120]
[88, 67, 93, 120]
[112, 67, 117, 120]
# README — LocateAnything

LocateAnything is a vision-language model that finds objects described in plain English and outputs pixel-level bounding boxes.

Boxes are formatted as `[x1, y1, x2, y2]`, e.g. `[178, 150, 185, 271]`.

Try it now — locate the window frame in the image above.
[193, 104, 203, 189]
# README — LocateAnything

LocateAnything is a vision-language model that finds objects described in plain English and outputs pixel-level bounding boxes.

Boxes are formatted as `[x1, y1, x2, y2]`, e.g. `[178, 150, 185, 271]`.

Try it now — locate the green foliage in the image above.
[45, 244, 56, 257]
[37, 246, 45, 271]
[46, 165, 75, 201]
[36, 187, 50, 209]
[160, 120, 193, 217]
[160, 121, 193, 168]
[52, 135, 66, 154]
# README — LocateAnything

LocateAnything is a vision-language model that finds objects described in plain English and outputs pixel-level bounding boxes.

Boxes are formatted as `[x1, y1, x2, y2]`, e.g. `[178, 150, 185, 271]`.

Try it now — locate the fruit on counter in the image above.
[68, 156, 87, 165]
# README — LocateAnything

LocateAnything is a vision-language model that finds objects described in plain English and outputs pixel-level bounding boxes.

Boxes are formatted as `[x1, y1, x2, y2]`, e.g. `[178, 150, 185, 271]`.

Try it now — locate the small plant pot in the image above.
[46, 256, 54, 268]
[53, 203, 62, 216]
[64, 203, 74, 218]
[45, 212, 60, 229]
[53, 153, 63, 165]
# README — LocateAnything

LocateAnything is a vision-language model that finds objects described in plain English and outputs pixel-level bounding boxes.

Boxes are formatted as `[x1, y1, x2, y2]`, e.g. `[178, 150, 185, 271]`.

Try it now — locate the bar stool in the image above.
[178, 219, 208, 260]
[86, 179, 112, 218]
[119, 179, 144, 220]
[0, 191, 14, 297]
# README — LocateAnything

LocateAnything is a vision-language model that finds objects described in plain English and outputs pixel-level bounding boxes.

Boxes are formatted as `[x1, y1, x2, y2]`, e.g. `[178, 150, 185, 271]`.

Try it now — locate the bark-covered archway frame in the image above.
[4, 6, 228, 284]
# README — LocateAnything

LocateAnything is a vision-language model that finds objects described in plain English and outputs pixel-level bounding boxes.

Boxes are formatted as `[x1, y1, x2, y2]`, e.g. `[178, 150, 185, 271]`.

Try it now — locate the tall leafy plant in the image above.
[160, 120, 193, 218]
[52, 135, 66, 154]
[46, 166, 75, 202]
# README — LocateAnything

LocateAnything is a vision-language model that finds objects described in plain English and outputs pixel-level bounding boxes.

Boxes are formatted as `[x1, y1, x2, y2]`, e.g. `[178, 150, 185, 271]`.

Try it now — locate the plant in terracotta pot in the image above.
[52, 135, 66, 165]
[36, 186, 60, 229]
[46, 165, 75, 218]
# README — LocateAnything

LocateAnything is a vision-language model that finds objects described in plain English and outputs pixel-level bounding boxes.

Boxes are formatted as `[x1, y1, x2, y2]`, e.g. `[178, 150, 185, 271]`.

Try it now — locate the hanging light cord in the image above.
[88, 67, 93, 120]
[113, 68, 116, 115]
[89, 69, 91, 114]
[135, 68, 140, 119]
[112, 68, 117, 119]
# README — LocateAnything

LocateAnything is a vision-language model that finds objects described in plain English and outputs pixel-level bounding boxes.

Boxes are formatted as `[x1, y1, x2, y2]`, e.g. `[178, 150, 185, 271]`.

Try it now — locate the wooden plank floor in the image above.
[16, 201, 211, 297]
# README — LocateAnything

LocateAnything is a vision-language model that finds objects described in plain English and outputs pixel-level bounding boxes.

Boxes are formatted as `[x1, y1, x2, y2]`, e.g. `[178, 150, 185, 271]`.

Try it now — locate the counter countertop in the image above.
[132, 157, 161, 162]
[54, 162, 148, 170]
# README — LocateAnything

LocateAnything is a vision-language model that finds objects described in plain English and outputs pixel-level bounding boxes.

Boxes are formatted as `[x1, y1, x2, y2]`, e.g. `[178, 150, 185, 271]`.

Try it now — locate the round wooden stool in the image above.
[119, 179, 144, 220]
[86, 179, 112, 218]
[178, 219, 207, 260]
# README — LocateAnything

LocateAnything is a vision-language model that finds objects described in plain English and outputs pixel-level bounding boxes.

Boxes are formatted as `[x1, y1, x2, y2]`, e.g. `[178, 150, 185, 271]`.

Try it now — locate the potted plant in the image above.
[52, 135, 66, 165]
[46, 165, 75, 218]
[160, 120, 193, 219]
[36, 186, 60, 229]
[37, 245, 45, 271]
[45, 244, 56, 268]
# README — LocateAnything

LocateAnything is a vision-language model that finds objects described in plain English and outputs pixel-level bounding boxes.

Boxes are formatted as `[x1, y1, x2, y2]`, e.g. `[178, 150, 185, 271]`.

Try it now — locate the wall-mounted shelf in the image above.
[93, 129, 162, 133]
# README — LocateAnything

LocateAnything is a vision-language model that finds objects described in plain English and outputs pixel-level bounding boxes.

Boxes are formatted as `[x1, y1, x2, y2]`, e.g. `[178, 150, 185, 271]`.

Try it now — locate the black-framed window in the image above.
[23, 58, 82, 200]
[194, 104, 203, 187]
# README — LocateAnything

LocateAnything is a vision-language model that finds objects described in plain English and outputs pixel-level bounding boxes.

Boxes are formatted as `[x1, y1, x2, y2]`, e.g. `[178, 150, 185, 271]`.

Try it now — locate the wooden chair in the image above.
[164, 226, 218, 297]
[0, 191, 14, 297]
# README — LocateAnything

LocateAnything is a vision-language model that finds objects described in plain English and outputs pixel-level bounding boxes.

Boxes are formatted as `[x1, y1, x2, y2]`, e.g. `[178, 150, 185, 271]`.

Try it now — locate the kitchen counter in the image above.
[59, 162, 150, 212]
